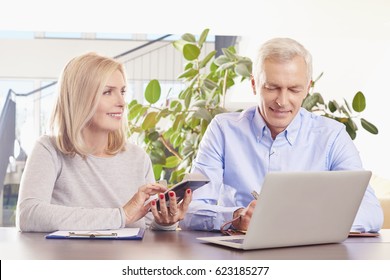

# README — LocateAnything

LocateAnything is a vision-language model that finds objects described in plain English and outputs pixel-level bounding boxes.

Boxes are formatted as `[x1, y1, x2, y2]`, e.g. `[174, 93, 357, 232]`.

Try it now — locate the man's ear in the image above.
[250, 74, 256, 95]
[305, 80, 313, 97]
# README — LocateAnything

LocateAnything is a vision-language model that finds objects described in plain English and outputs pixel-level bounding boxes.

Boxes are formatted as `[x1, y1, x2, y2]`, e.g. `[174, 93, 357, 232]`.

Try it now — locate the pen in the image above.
[251, 190, 260, 200]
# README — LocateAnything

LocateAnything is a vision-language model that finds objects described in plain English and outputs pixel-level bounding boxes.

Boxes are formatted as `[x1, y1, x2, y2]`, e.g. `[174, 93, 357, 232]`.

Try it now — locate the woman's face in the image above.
[86, 69, 126, 135]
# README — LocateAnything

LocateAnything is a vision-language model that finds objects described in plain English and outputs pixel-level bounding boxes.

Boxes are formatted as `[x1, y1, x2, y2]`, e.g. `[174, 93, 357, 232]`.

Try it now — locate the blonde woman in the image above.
[16, 52, 191, 232]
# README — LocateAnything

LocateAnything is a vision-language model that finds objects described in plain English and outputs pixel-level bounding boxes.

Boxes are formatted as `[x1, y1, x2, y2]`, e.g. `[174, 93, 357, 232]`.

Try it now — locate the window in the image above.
[44, 32, 82, 39]
[0, 31, 34, 39]
[96, 33, 133, 40]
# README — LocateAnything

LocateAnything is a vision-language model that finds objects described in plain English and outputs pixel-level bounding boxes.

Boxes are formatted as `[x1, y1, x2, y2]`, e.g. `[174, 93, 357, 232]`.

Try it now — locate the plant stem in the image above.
[222, 70, 228, 108]
[159, 135, 183, 160]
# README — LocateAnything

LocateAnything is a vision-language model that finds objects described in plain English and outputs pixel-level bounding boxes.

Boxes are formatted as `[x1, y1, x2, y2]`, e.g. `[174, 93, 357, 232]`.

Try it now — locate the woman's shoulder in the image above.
[122, 142, 149, 159]
[34, 135, 58, 152]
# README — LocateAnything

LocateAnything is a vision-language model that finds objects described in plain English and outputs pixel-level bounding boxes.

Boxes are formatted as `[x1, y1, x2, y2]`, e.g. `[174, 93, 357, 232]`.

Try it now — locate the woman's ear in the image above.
[250, 74, 256, 95]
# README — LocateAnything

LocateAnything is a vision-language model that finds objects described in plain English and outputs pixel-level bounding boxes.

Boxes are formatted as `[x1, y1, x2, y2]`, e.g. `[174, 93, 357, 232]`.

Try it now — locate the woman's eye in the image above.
[103, 90, 111, 95]
[121, 90, 126, 96]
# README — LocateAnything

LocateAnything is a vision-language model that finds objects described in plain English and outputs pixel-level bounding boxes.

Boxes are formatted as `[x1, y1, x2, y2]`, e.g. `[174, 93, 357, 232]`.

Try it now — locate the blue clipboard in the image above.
[45, 228, 145, 240]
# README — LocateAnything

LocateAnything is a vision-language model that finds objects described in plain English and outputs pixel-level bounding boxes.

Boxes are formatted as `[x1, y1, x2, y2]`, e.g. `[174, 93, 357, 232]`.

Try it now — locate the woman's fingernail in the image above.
[169, 191, 175, 197]
[159, 193, 165, 199]
[151, 200, 156, 206]
[186, 189, 191, 194]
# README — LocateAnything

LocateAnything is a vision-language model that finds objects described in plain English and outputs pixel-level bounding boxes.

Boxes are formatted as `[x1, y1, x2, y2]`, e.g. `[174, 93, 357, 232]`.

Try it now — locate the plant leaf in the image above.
[199, 50, 217, 69]
[191, 100, 207, 108]
[128, 103, 143, 120]
[361, 118, 378, 134]
[194, 107, 212, 122]
[302, 94, 319, 110]
[172, 39, 186, 52]
[328, 100, 337, 113]
[198, 28, 209, 47]
[183, 44, 200, 61]
[222, 48, 237, 60]
[153, 164, 163, 180]
[345, 121, 357, 140]
[203, 78, 218, 90]
[145, 80, 161, 104]
[213, 55, 230, 66]
[184, 90, 192, 109]
[177, 68, 198, 79]
[157, 108, 171, 119]
[150, 149, 166, 165]
[164, 156, 181, 168]
[141, 111, 158, 130]
[182, 33, 196, 43]
[352, 91, 366, 112]
[234, 62, 251, 77]
[216, 61, 236, 72]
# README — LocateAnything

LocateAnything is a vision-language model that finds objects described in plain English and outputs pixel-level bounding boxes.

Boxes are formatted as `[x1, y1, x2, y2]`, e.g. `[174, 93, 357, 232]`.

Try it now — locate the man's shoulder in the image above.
[300, 108, 344, 131]
[213, 106, 256, 124]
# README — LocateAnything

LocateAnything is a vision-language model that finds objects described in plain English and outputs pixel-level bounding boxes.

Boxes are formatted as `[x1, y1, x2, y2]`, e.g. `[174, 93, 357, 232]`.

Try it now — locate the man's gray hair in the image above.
[253, 37, 313, 86]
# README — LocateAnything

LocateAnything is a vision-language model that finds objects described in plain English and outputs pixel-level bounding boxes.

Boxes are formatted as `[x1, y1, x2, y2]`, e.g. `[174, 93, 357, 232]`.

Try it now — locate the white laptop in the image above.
[197, 170, 372, 250]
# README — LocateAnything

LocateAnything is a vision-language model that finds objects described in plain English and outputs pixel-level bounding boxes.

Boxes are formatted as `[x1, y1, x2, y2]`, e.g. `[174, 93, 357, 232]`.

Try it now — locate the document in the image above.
[348, 231, 380, 237]
[45, 228, 145, 240]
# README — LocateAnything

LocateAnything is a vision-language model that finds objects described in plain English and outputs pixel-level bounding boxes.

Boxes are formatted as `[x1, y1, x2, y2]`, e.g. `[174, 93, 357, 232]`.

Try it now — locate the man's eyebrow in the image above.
[263, 82, 279, 87]
[289, 85, 304, 89]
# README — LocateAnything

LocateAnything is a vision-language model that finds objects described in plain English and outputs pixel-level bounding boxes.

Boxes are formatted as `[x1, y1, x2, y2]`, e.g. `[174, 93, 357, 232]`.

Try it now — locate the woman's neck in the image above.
[82, 129, 111, 157]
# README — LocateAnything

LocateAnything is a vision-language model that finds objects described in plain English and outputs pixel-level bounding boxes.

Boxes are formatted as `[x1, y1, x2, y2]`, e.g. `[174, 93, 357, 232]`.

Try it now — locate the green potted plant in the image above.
[128, 28, 378, 184]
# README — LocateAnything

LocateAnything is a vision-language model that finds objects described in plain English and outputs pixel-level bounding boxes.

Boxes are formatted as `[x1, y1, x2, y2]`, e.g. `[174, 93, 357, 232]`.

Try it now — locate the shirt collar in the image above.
[252, 106, 302, 146]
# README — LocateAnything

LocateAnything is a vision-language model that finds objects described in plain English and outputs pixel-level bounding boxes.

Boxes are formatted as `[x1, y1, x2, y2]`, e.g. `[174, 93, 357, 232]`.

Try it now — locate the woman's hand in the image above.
[122, 183, 167, 226]
[150, 188, 192, 226]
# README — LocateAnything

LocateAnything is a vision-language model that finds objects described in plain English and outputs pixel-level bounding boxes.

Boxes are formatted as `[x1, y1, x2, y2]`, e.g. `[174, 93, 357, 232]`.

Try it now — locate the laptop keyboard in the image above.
[222, 238, 244, 244]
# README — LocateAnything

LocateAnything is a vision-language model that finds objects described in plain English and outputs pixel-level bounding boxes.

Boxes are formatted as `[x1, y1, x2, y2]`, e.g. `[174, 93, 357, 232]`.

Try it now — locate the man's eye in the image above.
[290, 89, 301, 93]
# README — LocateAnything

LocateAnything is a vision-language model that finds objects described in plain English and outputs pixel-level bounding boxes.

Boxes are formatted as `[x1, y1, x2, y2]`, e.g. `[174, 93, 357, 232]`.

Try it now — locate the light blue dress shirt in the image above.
[180, 106, 383, 232]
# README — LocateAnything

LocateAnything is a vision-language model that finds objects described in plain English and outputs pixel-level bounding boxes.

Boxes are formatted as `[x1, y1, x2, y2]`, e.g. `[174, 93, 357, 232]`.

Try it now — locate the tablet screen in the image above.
[156, 179, 209, 210]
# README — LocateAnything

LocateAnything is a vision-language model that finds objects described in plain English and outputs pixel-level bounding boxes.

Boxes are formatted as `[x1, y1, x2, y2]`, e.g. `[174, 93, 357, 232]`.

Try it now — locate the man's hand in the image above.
[232, 200, 257, 231]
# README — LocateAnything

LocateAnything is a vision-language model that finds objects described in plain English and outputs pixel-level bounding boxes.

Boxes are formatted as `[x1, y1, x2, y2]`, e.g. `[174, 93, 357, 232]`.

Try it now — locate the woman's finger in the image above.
[167, 191, 179, 217]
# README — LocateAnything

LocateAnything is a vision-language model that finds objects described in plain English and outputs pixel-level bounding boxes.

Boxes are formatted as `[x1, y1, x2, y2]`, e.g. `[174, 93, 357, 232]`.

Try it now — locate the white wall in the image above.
[2, 0, 389, 179]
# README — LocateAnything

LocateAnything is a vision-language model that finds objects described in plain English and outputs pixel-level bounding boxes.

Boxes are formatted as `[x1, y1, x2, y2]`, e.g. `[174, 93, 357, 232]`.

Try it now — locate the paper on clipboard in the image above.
[45, 228, 145, 240]
[348, 231, 380, 237]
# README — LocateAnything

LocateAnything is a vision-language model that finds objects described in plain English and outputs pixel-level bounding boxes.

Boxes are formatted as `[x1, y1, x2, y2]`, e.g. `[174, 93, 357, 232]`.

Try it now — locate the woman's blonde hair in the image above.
[50, 52, 128, 157]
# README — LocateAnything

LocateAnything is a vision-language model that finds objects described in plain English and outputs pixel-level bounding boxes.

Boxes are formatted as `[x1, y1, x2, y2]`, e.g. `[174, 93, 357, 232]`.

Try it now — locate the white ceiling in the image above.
[2, 0, 390, 39]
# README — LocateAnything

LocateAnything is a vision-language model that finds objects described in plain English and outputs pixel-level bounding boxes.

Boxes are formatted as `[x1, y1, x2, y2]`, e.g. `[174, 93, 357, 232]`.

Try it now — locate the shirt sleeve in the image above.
[329, 128, 384, 232]
[180, 117, 241, 231]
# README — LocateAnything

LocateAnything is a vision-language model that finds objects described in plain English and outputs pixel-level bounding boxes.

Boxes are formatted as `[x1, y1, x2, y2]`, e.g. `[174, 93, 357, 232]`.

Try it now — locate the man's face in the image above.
[258, 56, 310, 138]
